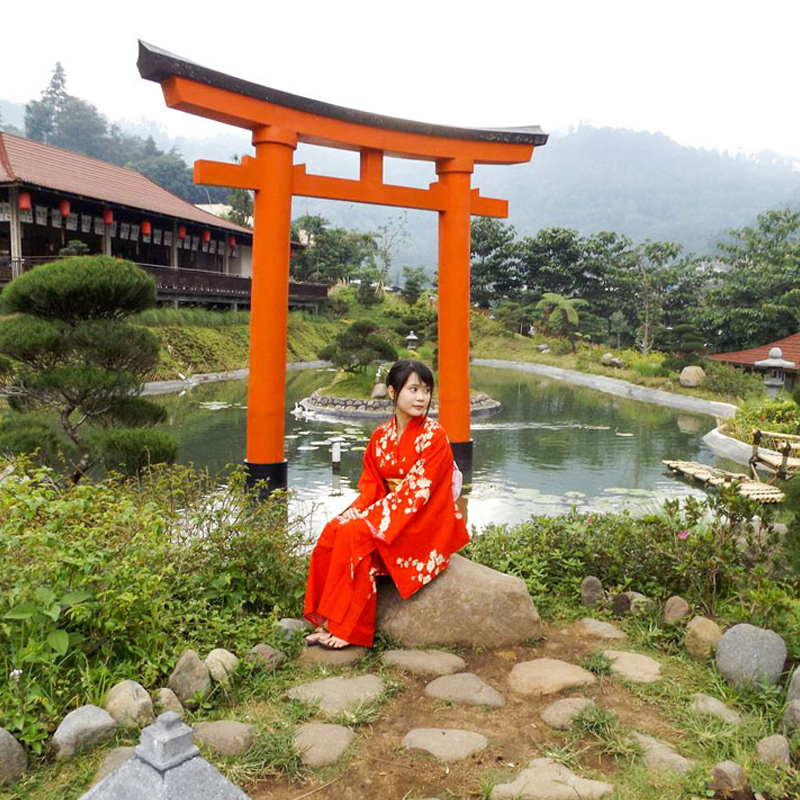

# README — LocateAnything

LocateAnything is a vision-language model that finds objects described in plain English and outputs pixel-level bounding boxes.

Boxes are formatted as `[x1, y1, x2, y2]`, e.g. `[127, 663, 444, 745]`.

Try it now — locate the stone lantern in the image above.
[405, 330, 419, 350]
[754, 347, 796, 396]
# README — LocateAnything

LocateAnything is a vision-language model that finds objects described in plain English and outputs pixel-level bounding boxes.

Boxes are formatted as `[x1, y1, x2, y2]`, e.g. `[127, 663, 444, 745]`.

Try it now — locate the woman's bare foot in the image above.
[322, 634, 351, 650]
[305, 629, 332, 646]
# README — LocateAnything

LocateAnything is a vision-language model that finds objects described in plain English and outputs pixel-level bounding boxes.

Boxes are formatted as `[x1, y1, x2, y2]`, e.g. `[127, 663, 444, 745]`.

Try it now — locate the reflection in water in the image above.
[154, 366, 717, 533]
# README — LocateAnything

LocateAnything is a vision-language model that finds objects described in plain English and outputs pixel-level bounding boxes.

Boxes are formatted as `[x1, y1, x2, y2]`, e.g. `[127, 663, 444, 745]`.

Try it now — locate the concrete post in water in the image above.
[77, 711, 252, 800]
[331, 441, 341, 472]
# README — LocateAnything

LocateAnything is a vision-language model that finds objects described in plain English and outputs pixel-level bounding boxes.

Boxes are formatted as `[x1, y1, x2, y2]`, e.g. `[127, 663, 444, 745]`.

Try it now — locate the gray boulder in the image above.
[376, 554, 540, 647]
[52, 705, 117, 760]
[0, 726, 28, 786]
[168, 649, 212, 708]
[715, 624, 786, 688]
[680, 366, 706, 388]
[104, 680, 155, 728]
[245, 643, 286, 671]
[707, 760, 754, 800]
[780, 699, 800, 733]
[581, 576, 604, 607]
[755, 734, 790, 766]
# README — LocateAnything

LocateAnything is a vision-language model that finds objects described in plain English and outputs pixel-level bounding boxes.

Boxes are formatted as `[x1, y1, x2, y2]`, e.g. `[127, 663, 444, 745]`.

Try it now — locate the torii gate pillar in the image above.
[137, 41, 548, 494]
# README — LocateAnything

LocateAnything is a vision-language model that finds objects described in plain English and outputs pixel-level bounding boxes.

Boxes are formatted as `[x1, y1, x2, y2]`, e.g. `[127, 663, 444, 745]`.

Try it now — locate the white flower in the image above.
[10, 669, 22, 680]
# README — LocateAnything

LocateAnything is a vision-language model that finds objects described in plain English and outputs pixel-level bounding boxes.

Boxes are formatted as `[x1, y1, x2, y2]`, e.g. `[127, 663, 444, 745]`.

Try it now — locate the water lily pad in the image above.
[297, 446, 319, 451]
[199, 401, 231, 410]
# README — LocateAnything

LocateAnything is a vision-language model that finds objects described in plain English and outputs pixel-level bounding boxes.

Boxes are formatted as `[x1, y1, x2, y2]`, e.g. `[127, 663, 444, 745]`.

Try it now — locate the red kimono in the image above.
[304, 415, 469, 646]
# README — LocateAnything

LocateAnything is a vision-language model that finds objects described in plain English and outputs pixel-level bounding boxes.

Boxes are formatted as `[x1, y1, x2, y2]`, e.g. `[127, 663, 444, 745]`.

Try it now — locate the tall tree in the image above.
[470, 218, 520, 307]
[535, 292, 589, 353]
[25, 62, 67, 143]
[291, 215, 376, 284]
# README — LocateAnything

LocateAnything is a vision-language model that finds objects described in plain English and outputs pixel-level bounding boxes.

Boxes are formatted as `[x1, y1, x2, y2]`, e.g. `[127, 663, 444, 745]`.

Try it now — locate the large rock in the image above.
[104, 680, 155, 728]
[707, 760, 754, 800]
[680, 366, 706, 388]
[424, 673, 505, 707]
[52, 705, 117, 760]
[755, 734, 791, 766]
[685, 616, 723, 659]
[167, 650, 212, 708]
[376, 554, 540, 647]
[508, 659, 596, 696]
[204, 649, 239, 686]
[715, 624, 786, 688]
[0, 726, 28, 786]
[294, 723, 355, 767]
[490, 758, 613, 799]
[193, 720, 256, 756]
[402, 728, 488, 761]
[581, 576, 604, 607]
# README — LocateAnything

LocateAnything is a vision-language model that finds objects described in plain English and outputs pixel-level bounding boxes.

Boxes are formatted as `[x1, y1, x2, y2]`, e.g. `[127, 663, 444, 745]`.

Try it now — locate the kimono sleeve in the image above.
[362, 425, 453, 546]
[349, 430, 386, 511]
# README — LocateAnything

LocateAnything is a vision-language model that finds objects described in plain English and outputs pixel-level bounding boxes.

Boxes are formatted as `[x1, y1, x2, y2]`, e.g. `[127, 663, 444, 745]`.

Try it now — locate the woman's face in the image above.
[390, 371, 432, 420]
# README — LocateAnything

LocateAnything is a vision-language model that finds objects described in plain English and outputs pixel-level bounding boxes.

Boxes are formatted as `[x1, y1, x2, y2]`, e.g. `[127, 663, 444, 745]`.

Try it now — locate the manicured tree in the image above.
[0, 256, 176, 482]
[319, 320, 398, 373]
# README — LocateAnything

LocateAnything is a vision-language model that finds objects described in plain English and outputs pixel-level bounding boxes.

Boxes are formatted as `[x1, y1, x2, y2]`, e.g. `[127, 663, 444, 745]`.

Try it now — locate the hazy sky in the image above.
[4, 0, 799, 158]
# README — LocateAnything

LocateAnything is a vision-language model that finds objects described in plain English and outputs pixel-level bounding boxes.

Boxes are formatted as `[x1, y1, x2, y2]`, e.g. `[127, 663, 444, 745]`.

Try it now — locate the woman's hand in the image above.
[339, 507, 363, 522]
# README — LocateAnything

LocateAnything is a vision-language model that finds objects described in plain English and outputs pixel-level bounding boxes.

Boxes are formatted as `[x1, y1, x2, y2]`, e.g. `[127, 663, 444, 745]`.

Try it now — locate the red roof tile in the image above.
[0, 132, 250, 235]
[710, 332, 800, 372]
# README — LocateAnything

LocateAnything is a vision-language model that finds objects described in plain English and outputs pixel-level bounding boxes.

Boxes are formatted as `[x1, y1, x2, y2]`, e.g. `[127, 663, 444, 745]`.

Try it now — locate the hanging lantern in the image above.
[103, 208, 114, 225]
[202, 230, 211, 244]
[178, 224, 187, 240]
[141, 220, 152, 236]
[59, 199, 71, 218]
[18, 191, 32, 211]
[228, 235, 237, 249]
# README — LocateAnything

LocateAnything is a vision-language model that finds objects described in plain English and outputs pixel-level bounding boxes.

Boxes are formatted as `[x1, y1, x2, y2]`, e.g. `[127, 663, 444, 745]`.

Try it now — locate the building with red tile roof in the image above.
[710, 332, 800, 391]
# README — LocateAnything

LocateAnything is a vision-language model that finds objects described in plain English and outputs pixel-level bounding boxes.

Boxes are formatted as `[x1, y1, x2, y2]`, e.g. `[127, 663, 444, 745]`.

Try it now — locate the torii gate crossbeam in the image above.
[138, 41, 548, 492]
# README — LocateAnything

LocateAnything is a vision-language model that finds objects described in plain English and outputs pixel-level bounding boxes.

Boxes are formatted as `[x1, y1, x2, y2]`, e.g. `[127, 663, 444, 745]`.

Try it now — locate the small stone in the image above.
[381, 649, 466, 676]
[786, 665, 800, 703]
[664, 596, 691, 625]
[193, 720, 256, 756]
[540, 697, 595, 730]
[52, 705, 117, 760]
[708, 760, 754, 800]
[715, 624, 786, 688]
[610, 592, 631, 617]
[779, 699, 800, 733]
[278, 618, 311, 639]
[755, 734, 790, 766]
[246, 643, 286, 670]
[104, 680, 155, 728]
[205, 648, 239, 686]
[600, 353, 615, 366]
[680, 365, 706, 388]
[402, 728, 488, 761]
[0, 726, 28, 786]
[509, 659, 596, 696]
[690, 693, 741, 725]
[685, 616, 723, 659]
[293, 723, 355, 767]
[490, 757, 613, 799]
[631, 732, 692, 774]
[581, 576, 604, 607]
[578, 618, 627, 640]
[603, 650, 662, 683]
[626, 592, 651, 614]
[298, 644, 368, 667]
[425, 673, 505, 707]
[153, 688, 184, 719]
[93, 746, 136, 783]
[168, 649, 212, 708]
[370, 383, 388, 399]
[287, 675, 384, 716]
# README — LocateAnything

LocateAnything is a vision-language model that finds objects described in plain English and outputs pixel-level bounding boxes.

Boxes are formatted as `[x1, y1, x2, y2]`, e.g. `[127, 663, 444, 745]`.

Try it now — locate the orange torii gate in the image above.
[138, 41, 548, 491]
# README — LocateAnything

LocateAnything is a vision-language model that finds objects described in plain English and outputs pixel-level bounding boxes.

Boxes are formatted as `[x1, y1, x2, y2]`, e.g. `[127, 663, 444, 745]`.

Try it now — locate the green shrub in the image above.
[0, 458, 309, 750]
[94, 429, 178, 476]
[701, 359, 766, 399]
[725, 395, 800, 443]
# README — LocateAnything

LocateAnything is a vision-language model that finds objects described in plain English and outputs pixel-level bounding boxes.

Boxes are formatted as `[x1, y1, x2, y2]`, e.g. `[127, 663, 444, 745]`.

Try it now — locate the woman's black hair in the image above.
[385, 359, 434, 411]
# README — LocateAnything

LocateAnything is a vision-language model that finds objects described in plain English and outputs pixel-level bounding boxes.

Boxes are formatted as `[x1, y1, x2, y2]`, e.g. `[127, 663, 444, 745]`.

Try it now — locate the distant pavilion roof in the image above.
[710, 332, 800, 372]
[0, 131, 250, 234]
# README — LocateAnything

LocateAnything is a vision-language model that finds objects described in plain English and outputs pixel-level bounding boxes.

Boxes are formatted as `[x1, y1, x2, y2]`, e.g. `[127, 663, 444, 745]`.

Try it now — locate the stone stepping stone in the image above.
[298, 644, 368, 667]
[690, 693, 741, 724]
[579, 618, 627, 640]
[424, 673, 504, 707]
[287, 675, 384, 716]
[490, 757, 613, 799]
[293, 723, 355, 767]
[603, 650, 662, 683]
[540, 697, 595, 730]
[193, 720, 256, 756]
[402, 728, 488, 761]
[382, 649, 466, 676]
[630, 732, 692, 774]
[508, 659, 596, 696]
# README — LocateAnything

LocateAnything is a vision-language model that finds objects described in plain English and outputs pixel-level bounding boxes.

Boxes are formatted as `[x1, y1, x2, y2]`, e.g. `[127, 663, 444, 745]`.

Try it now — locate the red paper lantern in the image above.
[59, 200, 71, 218]
[103, 208, 114, 225]
[202, 230, 211, 244]
[18, 191, 32, 211]
[228, 235, 236, 249]
[141, 220, 152, 236]
[178, 225, 187, 240]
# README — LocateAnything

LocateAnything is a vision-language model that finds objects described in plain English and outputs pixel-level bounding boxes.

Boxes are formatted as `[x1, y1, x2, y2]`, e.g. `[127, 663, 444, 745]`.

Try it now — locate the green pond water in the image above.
[153, 365, 719, 532]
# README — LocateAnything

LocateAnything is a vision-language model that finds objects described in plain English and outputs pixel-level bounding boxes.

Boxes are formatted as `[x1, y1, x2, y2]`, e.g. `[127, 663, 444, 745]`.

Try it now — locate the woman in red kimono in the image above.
[304, 359, 469, 649]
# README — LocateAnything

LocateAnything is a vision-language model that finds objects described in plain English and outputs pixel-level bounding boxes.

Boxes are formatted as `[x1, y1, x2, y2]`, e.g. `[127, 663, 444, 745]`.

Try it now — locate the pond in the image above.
[153, 365, 720, 533]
